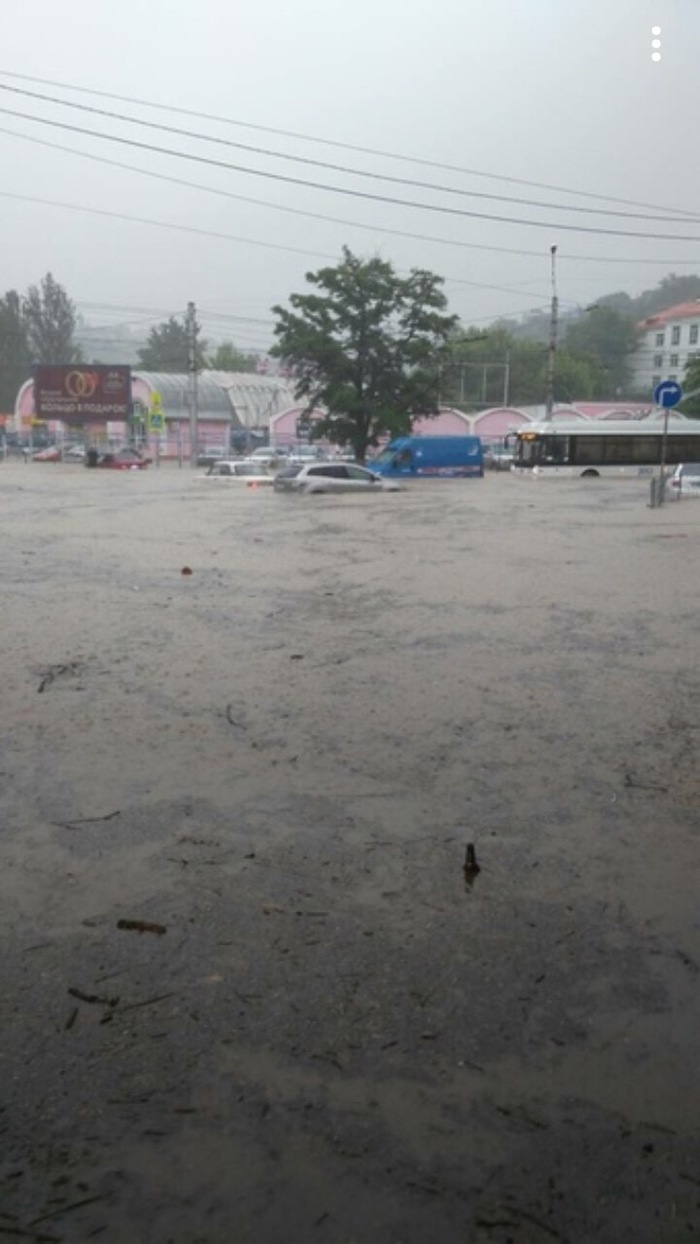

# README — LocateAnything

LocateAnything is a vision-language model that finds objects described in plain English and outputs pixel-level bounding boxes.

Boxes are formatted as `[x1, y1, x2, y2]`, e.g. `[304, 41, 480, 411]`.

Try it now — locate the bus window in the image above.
[572, 437, 604, 465]
[541, 435, 568, 464]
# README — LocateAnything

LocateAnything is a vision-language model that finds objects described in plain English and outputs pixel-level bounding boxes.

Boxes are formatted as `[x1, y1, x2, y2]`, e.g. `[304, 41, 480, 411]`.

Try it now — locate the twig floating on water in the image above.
[68, 988, 119, 1008]
[116, 919, 167, 936]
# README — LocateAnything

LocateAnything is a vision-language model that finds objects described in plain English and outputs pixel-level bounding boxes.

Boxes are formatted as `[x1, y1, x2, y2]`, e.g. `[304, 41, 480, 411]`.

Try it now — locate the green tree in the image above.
[564, 307, 640, 395]
[23, 272, 81, 365]
[445, 328, 610, 408]
[0, 290, 30, 411]
[551, 348, 609, 402]
[680, 356, 700, 418]
[137, 316, 207, 372]
[271, 247, 457, 462]
[205, 341, 258, 372]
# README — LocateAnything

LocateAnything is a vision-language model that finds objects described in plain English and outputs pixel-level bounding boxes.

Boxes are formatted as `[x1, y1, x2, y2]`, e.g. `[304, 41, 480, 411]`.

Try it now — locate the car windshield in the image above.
[371, 448, 396, 465]
[235, 463, 263, 475]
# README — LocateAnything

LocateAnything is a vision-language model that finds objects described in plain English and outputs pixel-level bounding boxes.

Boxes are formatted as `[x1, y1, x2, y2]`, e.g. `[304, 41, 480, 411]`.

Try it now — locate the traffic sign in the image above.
[148, 411, 165, 432]
[654, 379, 683, 408]
[149, 390, 163, 414]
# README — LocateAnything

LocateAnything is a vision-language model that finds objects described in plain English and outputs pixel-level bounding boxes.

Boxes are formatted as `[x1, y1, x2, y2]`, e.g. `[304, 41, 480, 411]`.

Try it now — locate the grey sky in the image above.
[2, 0, 697, 353]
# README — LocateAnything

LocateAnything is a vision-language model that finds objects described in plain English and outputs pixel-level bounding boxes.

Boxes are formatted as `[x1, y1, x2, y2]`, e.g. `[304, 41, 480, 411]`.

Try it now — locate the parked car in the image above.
[274, 463, 402, 494]
[196, 448, 228, 468]
[483, 444, 514, 471]
[92, 447, 150, 470]
[287, 445, 327, 464]
[247, 446, 289, 469]
[669, 463, 700, 496]
[204, 460, 273, 484]
[63, 445, 86, 461]
[32, 446, 61, 462]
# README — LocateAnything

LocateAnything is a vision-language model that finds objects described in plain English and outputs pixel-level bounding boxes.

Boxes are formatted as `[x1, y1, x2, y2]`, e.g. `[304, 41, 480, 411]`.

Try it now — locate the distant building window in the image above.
[671, 325, 681, 345]
[690, 324, 699, 345]
[652, 375, 661, 388]
[655, 332, 665, 347]
[669, 374, 678, 382]
[670, 353, 680, 367]
[653, 353, 663, 368]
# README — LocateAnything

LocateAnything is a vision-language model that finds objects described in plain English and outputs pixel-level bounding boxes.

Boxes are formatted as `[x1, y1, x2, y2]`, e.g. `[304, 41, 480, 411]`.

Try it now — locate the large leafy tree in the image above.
[137, 316, 207, 372]
[271, 247, 457, 462]
[23, 272, 81, 365]
[0, 290, 30, 411]
[205, 341, 258, 372]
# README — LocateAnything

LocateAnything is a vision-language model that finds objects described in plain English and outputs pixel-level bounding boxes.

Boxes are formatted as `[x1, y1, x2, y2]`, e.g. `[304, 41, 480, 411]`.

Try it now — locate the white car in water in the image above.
[273, 462, 403, 494]
[669, 463, 700, 496]
[204, 460, 273, 485]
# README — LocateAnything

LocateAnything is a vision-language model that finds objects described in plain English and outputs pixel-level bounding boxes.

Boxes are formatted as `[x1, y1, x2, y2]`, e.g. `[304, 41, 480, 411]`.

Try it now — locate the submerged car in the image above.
[204, 460, 273, 484]
[89, 447, 150, 470]
[246, 446, 289, 469]
[196, 448, 228, 468]
[273, 463, 402, 494]
[32, 446, 61, 462]
[669, 463, 700, 496]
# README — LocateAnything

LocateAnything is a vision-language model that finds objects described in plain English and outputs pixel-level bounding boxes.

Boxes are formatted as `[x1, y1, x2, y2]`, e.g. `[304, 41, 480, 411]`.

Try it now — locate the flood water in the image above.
[1, 463, 699, 1242]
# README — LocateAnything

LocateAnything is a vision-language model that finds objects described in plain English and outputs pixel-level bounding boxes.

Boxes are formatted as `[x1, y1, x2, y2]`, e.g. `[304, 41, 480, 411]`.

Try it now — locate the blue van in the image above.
[369, 435, 483, 479]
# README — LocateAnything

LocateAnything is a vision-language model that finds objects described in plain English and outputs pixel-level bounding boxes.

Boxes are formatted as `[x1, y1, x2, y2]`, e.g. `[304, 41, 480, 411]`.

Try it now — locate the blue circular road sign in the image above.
[654, 379, 683, 408]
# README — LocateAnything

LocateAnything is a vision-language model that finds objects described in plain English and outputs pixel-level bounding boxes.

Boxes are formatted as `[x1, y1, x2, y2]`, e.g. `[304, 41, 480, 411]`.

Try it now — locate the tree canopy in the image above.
[444, 327, 611, 408]
[137, 316, 207, 372]
[23, 273, 82, 367]
[0, 273, 82, 411]
[680, 356, 700, 418]
[0, 291, 30, 411]
[563, 307, 640, 395]
[205, 341, 258, 372]
[271, 247, 457, 461]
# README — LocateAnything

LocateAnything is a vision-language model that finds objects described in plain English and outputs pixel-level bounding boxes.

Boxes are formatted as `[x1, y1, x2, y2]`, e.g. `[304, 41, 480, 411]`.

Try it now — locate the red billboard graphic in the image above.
[34, 366, 132, 422]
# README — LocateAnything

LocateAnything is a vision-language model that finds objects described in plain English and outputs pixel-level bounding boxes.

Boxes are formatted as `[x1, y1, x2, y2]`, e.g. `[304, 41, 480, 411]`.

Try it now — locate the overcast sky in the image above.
[1, 0, 698, 352]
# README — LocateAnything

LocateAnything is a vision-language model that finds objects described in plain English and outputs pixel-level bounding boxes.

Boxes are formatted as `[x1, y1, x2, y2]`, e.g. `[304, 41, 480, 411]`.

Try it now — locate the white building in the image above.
[631, 300, 700, 396]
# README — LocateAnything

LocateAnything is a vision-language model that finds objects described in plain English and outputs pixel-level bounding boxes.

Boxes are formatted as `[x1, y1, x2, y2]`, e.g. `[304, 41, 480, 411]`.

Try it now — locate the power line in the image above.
[0, 81, 696, 226]
[2, 126, 697, 273]
[0, 66, 697, 221]
[2, 103, 700, 242]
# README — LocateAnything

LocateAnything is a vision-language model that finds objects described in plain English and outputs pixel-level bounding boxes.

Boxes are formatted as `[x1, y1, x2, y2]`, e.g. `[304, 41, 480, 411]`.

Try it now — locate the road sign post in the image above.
[653, 380, 683, 505]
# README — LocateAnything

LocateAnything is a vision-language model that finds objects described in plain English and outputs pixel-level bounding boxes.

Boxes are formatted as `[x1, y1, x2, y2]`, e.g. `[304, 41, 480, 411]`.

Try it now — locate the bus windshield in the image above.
[515, 434, 569, 466]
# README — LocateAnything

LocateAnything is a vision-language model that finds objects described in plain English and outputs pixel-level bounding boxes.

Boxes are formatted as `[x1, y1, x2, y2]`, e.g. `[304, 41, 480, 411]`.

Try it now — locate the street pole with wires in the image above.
[544, 245, 558, 421]
[187, 301, 198, 467]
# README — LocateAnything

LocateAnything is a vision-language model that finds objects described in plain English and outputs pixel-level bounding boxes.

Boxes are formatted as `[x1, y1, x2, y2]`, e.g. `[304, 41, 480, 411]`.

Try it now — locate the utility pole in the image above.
[544, 245, 558, 421]
[503, 348, 511, 407]
[186, 301, 198, 467]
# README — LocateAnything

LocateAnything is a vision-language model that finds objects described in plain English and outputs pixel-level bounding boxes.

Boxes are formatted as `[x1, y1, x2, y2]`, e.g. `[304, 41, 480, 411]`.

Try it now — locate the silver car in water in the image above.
[273, 463, 402, 494]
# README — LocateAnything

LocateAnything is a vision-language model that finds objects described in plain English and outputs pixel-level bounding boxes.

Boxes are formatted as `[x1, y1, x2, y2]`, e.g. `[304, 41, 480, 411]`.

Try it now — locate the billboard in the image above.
[34, 366, 132, 422]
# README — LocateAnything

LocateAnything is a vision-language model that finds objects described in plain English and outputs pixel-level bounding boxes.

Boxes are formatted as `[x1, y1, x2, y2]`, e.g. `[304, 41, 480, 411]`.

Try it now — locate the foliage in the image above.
[680, 356, 700, 418]
[205, 341, 258, 372]
[444, 328, 610, 407]
[23, 273, 82, 366]
[598, 273, 700, 320]
[137, 316, 207, 372]
[0, 290, 30, 411]
[563, 307, 640, 395]
[271, 248, 457, 462]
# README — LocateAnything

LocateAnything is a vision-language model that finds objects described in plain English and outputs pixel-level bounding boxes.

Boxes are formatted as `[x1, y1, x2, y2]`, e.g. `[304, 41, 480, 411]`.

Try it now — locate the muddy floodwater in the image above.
[1, 462, 699, 1243]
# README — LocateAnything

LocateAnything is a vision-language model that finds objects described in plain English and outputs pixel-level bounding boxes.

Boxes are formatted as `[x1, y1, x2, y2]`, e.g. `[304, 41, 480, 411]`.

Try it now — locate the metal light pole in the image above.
[187, 301, 198, 467]
[544, 245, 559, 421]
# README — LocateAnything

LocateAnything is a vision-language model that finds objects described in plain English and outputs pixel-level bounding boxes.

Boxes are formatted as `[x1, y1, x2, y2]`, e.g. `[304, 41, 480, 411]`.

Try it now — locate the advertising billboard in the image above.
[34, 366, 132, 422]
